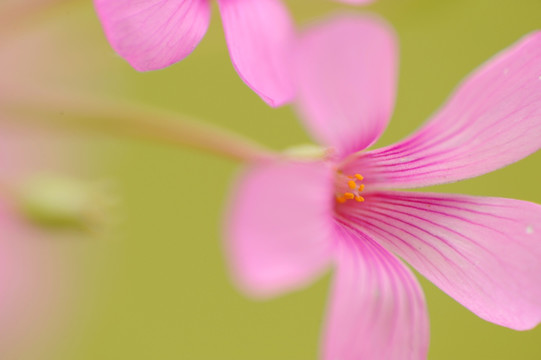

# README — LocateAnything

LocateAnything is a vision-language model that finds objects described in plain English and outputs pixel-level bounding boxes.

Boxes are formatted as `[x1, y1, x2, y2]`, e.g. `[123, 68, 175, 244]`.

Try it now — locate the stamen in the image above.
[335, 172, 366, 204]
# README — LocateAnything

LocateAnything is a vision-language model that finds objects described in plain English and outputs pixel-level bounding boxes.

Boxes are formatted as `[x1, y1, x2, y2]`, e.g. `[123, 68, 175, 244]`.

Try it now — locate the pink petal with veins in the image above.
[340, 191, 541, 330]
[323, 224, 429, 360]
[344, 32, 541, 188]
[94, 0, 211, 71]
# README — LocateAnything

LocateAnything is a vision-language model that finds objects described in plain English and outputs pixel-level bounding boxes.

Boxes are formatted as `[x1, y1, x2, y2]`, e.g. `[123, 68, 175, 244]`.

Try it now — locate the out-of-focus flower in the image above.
[0, 4, 114, 357]
[0, 122, 103, 358]
[0, 142, 110, 355]
[225, 15, 541, 359]
[93, 0, 374, 107]
[0, 0, 114, 231]
[0, 200, 65, 358]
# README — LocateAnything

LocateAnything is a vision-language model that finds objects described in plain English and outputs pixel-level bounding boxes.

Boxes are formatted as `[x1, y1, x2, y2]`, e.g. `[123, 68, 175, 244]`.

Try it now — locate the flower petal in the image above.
[94, 0, 210, 71]
[225, 160, 335, 298]
[323, 224, 429, 360]
[339, 191, 541, 330]
[217, 0, 295, 107]
[295, 15, 398, 158]
[343, 32, 541, 188]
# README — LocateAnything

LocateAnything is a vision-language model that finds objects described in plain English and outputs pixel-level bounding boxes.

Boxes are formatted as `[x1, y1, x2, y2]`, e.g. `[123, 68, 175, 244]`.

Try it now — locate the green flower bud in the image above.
[17, 175, 114, 231]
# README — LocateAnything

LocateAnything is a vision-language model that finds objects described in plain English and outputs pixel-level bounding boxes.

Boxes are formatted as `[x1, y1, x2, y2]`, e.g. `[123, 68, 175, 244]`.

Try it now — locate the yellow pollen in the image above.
[336, 172, 366, 204]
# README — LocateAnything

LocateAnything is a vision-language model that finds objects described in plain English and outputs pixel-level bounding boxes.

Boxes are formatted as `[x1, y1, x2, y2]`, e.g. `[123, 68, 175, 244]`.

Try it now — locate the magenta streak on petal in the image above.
[342, 206, 468, 286]
[342, 31, 541, 188]
[355, 205, 499, 301]
[369, 55, 537, 162]
[340, 191, 541, 330]
[322, 222, 429, 360]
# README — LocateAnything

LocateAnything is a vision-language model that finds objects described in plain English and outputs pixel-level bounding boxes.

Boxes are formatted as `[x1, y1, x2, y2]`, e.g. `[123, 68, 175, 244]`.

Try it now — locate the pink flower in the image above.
[0, 13, 108, 356]
[225, 15, 541, 359]
[93, 0, 372, 107]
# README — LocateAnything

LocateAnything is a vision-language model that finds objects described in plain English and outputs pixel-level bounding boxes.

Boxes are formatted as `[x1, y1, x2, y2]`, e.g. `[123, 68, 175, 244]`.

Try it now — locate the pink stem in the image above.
[2, 89, 276, 164]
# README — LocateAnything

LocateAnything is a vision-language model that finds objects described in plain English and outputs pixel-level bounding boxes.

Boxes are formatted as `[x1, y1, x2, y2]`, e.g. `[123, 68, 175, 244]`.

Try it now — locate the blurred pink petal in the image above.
[343, 32, 541, 188]
[340, 191, 541, 330]
[218, 0, 295, 107]
[0, 200, 71, 358]
[93, 0, 211, 71]
[324, 225, 429, 360]
[226, 161, 335, 297]
[295, 15, 397, 158]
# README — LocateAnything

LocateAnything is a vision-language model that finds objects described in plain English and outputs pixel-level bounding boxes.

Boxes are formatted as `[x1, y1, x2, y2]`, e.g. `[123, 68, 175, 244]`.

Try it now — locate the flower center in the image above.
[335, 172, 365, 204]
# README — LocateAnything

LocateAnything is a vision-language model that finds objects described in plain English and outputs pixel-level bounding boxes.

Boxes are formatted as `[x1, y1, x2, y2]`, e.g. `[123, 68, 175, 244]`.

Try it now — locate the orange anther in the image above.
[344, 192, 355, 200]
[336, 196, 346, 203]
[355, 196, 365, 202]
[358, 184, 365, 192]
[355, 174, 364, 181]
[347, 180, 357, 190]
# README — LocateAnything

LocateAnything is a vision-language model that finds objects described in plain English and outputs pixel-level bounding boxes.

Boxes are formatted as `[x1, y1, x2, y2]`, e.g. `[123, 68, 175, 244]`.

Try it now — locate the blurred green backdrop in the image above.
[23, 0, 541, 359]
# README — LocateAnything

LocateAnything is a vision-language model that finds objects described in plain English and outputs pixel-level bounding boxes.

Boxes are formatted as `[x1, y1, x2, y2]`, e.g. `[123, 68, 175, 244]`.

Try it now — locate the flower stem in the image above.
[2, 90, 276, 164]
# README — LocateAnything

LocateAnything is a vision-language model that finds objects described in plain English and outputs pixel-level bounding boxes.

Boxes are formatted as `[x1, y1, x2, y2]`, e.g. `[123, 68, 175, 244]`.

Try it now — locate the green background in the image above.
[20, 0, 541, 359]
